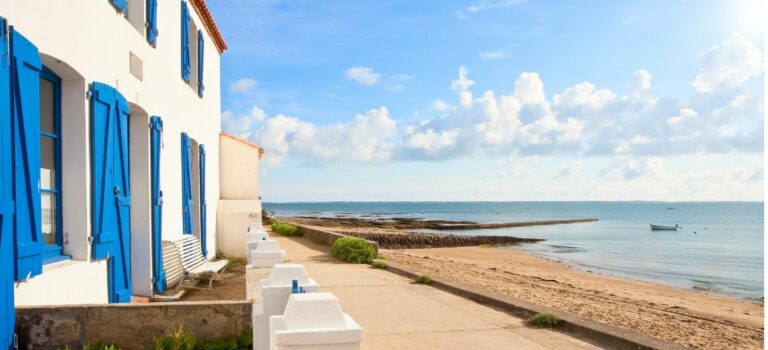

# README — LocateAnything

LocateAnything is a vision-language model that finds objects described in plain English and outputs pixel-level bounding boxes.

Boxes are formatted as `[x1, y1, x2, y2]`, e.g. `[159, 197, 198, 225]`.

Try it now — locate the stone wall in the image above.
[16, 300, 252, 350]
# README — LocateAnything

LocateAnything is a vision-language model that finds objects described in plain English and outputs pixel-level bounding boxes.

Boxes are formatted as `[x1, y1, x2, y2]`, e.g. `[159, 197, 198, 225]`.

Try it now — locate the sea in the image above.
[264, 201, 764, 300]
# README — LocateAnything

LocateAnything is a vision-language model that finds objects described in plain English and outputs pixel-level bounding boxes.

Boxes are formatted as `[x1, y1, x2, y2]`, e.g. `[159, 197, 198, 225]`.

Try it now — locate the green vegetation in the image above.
[330, 237, 377, 263]
[85, 343, 121, 350]
[528, 312, 561, 328]
[371, 259, 387, 269]
[82, 328, 253, 350]
[270, 222, 302, 237]
[377, 254, 388, 261]
[152, 327, 197, 350]
[416, 275, 432, 284]
[478, 243, 493, 248]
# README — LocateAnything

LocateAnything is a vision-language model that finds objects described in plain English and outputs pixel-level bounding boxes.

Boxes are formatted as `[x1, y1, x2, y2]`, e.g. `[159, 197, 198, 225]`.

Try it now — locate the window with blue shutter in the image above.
[146, 0, 159, 47]
[10, 26, 44, 281]
[180, 133, 193, 234]
[180, 1, 191, 82]
[150, 116, 166, 292]
[0, 16, 18, 350]
[197, 30, 204, 97]
[198, 144, 207, 256]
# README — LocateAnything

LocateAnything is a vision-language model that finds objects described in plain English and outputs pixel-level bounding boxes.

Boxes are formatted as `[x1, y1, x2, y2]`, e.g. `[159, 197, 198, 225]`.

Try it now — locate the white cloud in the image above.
[554, 81, 614, 111]
[222, 106, 268, 139]
[229, 78, 258, 93]
[431, 99, 451, 111]
[403, 128, 461, 154]
[256, 107, 396, 165]
[345, 66, 382, 86]
[479, 50, 509, 61]
[457, 0, 525, 18]
[514, 72, 546, 104]
[666, 108, 699, 128]
[451, 66, 475, 92]
[692, 33, 763, 93]
[630, 69, 652, 96]
[552, 161, 582, 178]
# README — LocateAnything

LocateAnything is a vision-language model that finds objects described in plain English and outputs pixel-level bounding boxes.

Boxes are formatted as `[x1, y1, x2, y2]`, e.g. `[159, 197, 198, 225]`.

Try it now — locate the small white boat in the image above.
[650, 224, 680, 231]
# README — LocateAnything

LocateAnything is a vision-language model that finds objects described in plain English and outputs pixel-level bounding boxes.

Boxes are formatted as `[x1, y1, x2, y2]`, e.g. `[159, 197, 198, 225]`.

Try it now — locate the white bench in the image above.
[174, 235, 229, 291]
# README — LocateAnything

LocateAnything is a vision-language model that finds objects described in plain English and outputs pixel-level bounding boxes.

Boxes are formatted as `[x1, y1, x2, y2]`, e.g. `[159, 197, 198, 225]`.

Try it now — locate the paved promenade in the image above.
[248, 234, 610, 350]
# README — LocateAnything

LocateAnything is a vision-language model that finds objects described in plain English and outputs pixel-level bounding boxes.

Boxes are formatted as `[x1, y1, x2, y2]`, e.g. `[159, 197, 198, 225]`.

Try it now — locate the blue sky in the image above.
[208, 0, 765, 202]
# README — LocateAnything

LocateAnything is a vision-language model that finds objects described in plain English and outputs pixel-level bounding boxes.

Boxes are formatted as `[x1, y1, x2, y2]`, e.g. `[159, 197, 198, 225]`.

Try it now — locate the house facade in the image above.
[0, 1, 230, 340]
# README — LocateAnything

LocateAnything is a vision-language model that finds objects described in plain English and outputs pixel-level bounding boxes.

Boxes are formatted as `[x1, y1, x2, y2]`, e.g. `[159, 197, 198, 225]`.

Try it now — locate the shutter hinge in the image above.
[151, 276, 156, 284]
[88, 235, 94, 244]
[13, 333, 18, 349]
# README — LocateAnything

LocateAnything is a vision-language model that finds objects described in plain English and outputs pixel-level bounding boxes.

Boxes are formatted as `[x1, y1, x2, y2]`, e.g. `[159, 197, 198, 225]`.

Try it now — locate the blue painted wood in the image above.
[110, 0, 127, 12]
[90, 82, 133, 303]
[197, 30, 204, 97]
[198, 144, 207, 256]
[10, 27, 43, 282]
[180, 1, 191, 81]
[150, 116, 166, 293]
[146, 0, 159, 47]
[180, 133, 193, 234]
[0, 17, 17, 350]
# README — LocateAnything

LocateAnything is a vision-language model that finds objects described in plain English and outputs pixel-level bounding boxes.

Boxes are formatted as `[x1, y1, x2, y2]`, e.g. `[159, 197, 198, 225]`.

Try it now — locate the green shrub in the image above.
[270, 222, 302, 237]
[416, 275, 432, 284]
[371, 259, 387, 269]
[152, 326, 197, 350]
[85, 343, 121, 350]
[330, 237, 377, 263]
[528, 312, 561, 328]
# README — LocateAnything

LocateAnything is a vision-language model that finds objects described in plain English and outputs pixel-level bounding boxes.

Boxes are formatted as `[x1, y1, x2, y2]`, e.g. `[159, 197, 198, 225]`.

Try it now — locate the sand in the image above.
[383, 246, 764, 350]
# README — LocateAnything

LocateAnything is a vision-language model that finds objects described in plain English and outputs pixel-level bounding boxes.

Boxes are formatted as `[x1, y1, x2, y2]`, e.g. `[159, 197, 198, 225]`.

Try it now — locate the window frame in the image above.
[39, 66, 67, 264]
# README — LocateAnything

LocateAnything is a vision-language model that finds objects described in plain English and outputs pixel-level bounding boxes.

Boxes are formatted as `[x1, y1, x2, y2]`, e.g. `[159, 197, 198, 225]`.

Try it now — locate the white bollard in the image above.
[253, 264, 321, 350]
[247, 240, 286, 268]
[269, 293, 363, 350]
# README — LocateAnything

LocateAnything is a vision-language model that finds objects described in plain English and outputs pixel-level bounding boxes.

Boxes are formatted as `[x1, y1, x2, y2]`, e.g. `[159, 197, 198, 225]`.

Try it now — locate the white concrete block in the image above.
[253, 264, 320, 350]
[247, 240, 286, 268]
[269, 293, 363, 350]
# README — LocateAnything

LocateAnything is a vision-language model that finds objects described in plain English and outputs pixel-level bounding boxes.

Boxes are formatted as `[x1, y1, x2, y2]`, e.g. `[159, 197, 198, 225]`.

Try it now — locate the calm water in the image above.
[265, 201, 764, 299]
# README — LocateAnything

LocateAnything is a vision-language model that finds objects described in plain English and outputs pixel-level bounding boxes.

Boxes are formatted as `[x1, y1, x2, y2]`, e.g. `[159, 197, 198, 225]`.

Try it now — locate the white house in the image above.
[0, 3, 260, 336]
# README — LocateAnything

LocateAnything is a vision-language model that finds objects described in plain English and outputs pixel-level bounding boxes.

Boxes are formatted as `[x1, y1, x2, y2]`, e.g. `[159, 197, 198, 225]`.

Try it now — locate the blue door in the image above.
[90, 82, 132, 303]
[198, 144, 207, 256]
[180, 133, 193, 234]
[150, 116, 166, 293]
[0, 17, 16, 350]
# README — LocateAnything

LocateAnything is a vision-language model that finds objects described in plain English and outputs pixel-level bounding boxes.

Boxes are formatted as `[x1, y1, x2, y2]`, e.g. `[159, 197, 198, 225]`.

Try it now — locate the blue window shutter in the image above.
[90, 82, 133, 303]
[197, 30, 204, 97]
[0, 16, 18, 350]
[110, 0, 127, 13]
[180, 1, 191, 82]
[146, 0, 159, 47]
[198, 144, 207, 256]
[150, 116, 166, 292]
[180, 133, 193, 234]
[10, 27, 44, 281]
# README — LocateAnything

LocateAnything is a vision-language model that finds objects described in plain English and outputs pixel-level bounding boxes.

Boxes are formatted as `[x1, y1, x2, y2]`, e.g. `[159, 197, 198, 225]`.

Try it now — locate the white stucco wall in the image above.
[217, 134, 262, 258]
[1, 0, 223, 302]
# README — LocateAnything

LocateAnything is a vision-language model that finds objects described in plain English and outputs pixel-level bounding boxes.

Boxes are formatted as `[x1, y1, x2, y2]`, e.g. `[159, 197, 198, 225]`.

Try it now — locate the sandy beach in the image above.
[285, 217, 764, 350]
[383, 246, 763, 350]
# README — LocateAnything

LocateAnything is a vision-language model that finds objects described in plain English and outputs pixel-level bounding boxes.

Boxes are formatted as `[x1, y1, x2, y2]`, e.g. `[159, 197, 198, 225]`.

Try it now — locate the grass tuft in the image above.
[371, 259, 387, 269]
[415, 275, 432, 284]
[528, 312, 561, 328]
